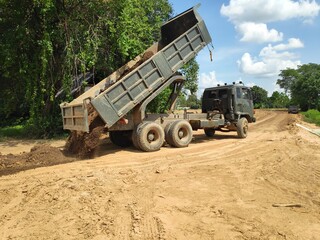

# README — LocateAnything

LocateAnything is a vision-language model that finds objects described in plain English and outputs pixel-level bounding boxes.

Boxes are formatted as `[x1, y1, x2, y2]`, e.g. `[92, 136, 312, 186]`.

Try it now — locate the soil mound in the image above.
[0, 144, 76, 176]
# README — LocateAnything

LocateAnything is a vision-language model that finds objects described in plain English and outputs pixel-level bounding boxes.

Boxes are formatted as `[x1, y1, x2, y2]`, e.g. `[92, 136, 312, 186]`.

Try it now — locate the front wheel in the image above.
[204, 128, 215, 138]
[237, 118, 248, 138]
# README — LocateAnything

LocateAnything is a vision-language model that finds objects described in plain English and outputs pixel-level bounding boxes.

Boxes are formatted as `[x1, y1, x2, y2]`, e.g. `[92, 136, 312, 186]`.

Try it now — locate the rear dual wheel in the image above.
[132, 122, 164, 152]
[131, 120, 193, 151]
[165, 120, 193, 148]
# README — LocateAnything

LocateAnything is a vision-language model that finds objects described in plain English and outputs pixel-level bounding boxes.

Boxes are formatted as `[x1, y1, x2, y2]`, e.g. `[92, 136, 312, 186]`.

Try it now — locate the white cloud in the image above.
[259, 38, 304, 59]
[197, 71, 224, 97]
[220, 0, 320, 43]
[272, 38, 304, 51]
[198, 71, 223, 89]
[221, 0, 320, 23]
[238, 53, 268, 76]
[237, 22, 283, 43]
[238, 50, 301, 78]
[246, 82, 256, 88]
[237, 36, 304, 77]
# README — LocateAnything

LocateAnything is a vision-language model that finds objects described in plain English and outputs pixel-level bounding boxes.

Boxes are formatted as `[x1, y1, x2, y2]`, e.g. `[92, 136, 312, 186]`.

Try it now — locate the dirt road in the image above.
[0, 110, 319, 240]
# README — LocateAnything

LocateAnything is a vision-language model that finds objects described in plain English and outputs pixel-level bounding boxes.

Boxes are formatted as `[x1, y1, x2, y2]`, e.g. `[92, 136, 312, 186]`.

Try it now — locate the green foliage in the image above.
[251, 86, 290, 109]
[179, 58, 200, 95]
[251, 86, 269, 108]
[148, 57, 200, 113]
[116, 0, 172, 60]
[301, 109, 320, 126]
[278, 64, 320, 111]
[147, 88, 172, 113]
[0, 125, 28, 140]
[269, 91, 290, 108]
[277, 68, 299, 95]
[0, 0, 172, 136]
[177, 94, 187, 108]
[186, 94, 201, 109]
[176, 92, 201, 109]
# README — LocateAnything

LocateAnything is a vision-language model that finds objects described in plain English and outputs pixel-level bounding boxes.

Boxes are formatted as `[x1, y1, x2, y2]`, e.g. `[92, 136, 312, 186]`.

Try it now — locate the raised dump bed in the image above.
[61, 5, 211, 132]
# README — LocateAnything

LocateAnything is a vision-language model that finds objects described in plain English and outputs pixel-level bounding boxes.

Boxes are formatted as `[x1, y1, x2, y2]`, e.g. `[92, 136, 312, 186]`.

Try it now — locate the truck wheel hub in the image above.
[148, 133, 155, 141]
[178, 130, 184, 138]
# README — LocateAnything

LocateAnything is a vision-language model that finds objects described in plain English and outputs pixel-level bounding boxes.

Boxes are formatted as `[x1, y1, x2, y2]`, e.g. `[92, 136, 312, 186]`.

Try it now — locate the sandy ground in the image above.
[0, 110, 319, 240]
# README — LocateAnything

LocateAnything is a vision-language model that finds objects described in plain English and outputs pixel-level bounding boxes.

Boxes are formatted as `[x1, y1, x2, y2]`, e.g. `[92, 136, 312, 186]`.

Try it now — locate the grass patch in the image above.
[0, 125, 28, 140]
[0, 124, 69, 142]
[301, 109, 320, 126]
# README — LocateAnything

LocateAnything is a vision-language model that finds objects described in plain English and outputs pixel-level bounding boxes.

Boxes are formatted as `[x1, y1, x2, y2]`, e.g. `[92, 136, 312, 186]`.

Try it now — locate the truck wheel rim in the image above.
[178, 129, 185, 138]
[148, 132, 155, 142]
[243, 122, 248, 133]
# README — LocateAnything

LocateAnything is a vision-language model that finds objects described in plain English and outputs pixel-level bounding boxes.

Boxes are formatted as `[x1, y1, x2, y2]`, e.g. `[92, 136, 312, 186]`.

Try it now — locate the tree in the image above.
[179, 58, 199, 95]
[186, 94, 201, 109]
[277, 68, 299, 95]
[278, 63, 320, 111]
[251, 86, 269, 108]
[177, 94, 187, 108]
[146, 87, 172, 113]
[269, 91, 290, 108]
[0, 0, 172, 135]
[147, 57, 200, 113]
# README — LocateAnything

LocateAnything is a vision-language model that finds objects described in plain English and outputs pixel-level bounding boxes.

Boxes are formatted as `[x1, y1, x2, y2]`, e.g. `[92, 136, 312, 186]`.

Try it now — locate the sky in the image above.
[169, 0, 320, 97]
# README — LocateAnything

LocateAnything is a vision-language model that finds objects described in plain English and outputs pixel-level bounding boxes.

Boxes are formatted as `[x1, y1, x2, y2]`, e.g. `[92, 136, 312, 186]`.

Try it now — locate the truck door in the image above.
[236, 87, 254, 118]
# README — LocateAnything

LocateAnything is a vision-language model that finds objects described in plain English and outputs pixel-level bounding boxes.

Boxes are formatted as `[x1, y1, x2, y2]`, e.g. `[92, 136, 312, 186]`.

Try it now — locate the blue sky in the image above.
[169, 0, 320, 97]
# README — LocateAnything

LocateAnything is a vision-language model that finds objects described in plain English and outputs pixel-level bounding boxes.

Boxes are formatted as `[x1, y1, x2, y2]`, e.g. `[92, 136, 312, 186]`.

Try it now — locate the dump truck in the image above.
[60, 5, 255, 153]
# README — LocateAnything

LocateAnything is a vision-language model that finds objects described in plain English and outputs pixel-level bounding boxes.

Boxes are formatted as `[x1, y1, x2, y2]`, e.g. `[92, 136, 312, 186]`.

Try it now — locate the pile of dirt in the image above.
[0, 144, 76, 176]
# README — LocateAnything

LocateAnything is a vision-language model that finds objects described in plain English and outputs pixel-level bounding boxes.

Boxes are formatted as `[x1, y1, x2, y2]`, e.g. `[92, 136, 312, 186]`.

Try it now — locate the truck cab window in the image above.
[236, 88, 241, 99]
[208, 91, 217, 98]
[219, 89, 228, 98]
[242, 88, 249, 99]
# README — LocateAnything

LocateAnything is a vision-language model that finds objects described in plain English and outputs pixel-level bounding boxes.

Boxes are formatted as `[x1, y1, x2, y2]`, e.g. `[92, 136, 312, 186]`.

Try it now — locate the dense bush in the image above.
[0, 0, 172, 137]
[302, 109, 320, 126]
[278, 64, 320, 111]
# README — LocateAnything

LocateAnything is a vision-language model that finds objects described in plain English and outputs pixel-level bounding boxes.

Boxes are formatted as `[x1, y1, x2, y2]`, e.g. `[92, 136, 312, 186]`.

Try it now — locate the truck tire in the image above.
[164, 121, 175, 146]
[109, 130, 133, 147]
[136, 122, 164, 152]
[131, 127, 141, 150]
[237, 118, 248, 138]
[167, 120, 193, 148]
[204, 128, 215, 137]
[132, 122, 149, 150]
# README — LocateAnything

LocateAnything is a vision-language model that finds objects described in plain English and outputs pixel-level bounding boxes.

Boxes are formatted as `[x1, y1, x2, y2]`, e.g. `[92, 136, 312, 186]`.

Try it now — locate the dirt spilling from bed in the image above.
[64, 127, 105, 158]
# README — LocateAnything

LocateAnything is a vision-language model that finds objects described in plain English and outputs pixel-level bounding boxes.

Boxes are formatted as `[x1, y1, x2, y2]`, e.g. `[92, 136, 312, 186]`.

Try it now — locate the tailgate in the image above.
[60, 100, 90, 132]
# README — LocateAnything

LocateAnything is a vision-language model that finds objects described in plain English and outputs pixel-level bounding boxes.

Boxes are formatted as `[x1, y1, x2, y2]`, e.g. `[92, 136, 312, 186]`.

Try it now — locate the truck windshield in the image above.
[237, 87, 252, 100]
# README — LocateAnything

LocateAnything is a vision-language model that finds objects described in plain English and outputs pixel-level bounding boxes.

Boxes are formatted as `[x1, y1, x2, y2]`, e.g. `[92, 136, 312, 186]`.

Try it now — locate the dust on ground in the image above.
[0, 110, 319, 240]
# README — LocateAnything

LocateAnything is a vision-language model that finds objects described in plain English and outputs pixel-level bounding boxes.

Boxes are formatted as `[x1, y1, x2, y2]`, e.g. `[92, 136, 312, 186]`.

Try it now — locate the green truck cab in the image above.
[202, 83, 256, 138]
